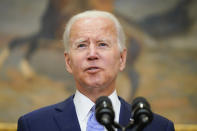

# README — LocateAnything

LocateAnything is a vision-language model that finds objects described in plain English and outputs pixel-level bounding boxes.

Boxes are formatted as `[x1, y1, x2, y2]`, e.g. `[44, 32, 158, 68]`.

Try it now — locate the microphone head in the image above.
[132, 97, 150, 110]
[96, 96, 112, 108]
[131, 97, 153, 126]
[95, 96, 115, 126]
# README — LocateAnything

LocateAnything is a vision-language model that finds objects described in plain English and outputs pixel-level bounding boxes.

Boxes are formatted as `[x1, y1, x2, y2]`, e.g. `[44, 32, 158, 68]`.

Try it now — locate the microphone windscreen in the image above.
[96, 96, 112, 108]
[132, 97, 150, 109]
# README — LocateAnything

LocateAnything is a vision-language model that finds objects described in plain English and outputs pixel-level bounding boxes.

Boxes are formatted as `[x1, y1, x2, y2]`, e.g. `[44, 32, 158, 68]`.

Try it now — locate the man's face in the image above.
[64, 17, 127, 92]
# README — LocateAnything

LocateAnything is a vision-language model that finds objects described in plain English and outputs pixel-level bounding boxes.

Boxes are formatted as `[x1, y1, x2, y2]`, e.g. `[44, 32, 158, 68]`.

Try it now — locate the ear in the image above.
[64, 52, 73, 74]
[119, 49, 127, 71]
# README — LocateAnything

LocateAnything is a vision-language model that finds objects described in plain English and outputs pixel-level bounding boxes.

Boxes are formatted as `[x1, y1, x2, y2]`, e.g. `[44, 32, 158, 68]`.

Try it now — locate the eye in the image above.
[99, 43, 108, 47]
[77, 43, 87, 48]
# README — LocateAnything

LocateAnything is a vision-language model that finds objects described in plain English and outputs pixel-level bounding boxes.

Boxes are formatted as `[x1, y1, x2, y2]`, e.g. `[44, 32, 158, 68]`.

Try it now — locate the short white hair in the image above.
[63, 10, 126, 52]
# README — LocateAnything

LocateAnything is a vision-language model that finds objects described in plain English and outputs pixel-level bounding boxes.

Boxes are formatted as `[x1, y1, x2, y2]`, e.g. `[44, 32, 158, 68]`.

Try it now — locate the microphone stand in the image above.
[105, 118, 146, 131]
[105, 120, 133, 131]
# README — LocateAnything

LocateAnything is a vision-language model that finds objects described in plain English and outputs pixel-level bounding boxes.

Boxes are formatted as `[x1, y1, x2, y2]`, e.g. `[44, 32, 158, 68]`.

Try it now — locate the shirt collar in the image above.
[73, 90, 120, 122]
[108, 90, 120, 122]
[74, 90, 94, 122]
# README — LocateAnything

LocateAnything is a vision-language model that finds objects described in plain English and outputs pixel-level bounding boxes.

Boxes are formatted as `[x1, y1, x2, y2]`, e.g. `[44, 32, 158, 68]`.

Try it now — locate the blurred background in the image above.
[0, 0, 196, 126]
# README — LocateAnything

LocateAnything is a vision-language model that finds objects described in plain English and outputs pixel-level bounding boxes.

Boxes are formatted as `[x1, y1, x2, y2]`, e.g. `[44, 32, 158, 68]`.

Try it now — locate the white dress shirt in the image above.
[73, 90, 121, 131]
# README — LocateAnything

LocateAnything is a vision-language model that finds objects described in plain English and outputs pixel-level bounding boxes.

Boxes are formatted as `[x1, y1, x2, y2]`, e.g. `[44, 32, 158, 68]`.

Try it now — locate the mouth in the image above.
[85, 66, 101, 73]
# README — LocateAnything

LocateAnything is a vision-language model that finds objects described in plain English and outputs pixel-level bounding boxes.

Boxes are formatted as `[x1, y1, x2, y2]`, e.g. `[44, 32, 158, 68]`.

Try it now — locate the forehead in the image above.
[69, 17, 117, 38]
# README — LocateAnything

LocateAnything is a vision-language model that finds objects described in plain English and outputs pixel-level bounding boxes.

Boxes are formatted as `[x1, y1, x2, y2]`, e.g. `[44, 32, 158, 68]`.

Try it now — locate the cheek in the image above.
[103, 53, 120, 70]
[70, 54, 84, 71]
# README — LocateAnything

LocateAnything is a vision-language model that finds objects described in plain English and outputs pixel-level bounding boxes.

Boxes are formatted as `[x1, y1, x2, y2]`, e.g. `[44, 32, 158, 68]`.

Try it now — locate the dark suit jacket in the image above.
[17, 95, 175, 131]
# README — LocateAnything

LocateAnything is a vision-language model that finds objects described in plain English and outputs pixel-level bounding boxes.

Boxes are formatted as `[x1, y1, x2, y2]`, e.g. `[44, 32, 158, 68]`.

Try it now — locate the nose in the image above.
[87, 44, 98, 61]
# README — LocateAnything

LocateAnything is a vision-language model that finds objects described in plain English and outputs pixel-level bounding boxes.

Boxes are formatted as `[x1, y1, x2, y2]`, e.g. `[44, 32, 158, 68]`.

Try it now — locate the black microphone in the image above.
[131, 97, 153, 130]
[95, 96, 115, 131]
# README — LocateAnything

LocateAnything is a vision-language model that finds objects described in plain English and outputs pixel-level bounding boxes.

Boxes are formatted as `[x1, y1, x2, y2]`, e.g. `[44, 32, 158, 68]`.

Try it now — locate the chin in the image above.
[86, 83, 103, 88]
[85, 81, 106, 89]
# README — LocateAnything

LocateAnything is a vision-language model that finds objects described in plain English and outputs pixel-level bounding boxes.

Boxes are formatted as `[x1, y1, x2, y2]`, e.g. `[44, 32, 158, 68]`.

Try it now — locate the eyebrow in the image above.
[72, 38, 111, 45]
[73, 38, 88, 44]
[97, 38, 110, 43]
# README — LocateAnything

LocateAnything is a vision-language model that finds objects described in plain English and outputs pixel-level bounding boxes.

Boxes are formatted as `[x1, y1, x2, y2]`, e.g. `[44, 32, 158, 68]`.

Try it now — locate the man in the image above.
[17, 10, 175, 131]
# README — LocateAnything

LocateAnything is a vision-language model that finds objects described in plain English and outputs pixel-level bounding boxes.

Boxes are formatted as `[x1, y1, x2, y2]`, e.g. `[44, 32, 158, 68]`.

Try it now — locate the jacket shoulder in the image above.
[19, 96, 73, 120]
[118, 96, 174, 131]
[21, 95, 73, 119]
[17, 95, 74, 131]
[144, 113, 175, 131]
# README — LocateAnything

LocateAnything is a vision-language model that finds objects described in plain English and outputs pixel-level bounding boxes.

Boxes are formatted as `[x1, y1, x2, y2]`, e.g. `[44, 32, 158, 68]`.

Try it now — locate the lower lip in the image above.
[86, 68, 101, 74]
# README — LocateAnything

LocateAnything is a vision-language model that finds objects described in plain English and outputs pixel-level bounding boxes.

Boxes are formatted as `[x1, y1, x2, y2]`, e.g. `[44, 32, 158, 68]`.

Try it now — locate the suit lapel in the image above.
[118, 97, 132, 130]
[52, 95, 132, 131]
[53, 95, 81, 131]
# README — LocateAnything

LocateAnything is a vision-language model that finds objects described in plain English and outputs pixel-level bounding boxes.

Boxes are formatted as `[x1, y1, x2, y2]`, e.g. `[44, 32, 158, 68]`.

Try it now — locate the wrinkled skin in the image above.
[64, 17, 127, 102]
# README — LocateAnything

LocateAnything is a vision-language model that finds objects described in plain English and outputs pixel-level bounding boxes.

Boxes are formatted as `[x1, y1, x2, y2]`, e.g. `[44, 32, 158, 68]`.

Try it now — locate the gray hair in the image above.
[63, 10, 126, 52]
